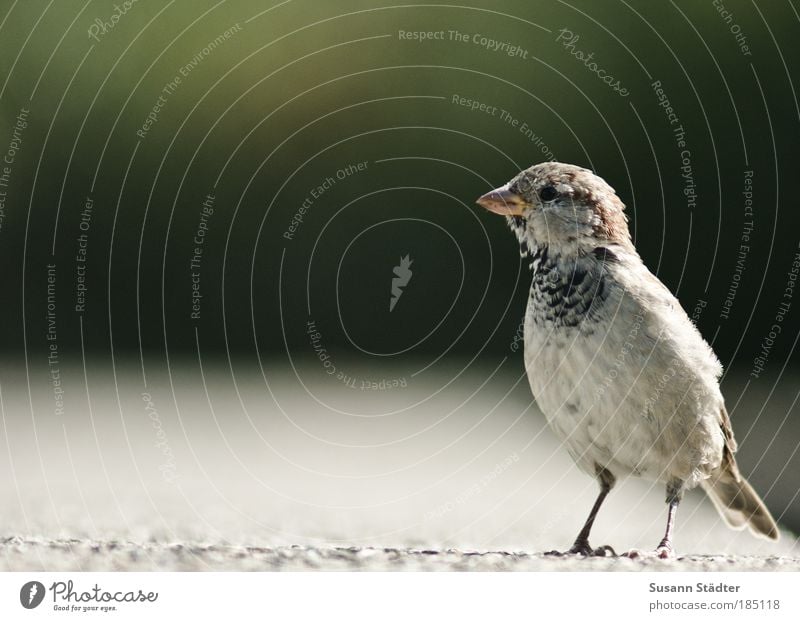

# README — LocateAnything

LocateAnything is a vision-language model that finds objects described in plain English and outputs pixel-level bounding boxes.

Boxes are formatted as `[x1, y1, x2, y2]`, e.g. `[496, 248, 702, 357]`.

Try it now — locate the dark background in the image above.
[1, 0, 798, 365]
[0, 1, 798, 536]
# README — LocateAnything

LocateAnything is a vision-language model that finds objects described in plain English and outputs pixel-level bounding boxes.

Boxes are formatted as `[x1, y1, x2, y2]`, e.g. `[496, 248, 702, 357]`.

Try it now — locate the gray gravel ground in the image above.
[2, 538, 799, 571]
[1, 363, 798, 571]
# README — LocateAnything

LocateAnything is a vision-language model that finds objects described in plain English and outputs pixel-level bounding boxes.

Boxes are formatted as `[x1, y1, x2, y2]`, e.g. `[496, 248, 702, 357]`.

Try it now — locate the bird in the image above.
[476, 162, 778, 558]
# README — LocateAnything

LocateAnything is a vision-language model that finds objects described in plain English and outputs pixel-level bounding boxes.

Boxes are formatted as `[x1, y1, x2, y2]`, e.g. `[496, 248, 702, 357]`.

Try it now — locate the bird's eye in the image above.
[539, 186, 557, 202]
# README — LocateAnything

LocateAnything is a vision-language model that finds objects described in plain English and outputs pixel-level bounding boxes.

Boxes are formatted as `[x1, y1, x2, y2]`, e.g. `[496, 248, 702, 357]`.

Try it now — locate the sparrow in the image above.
[477, 162, 778, 558]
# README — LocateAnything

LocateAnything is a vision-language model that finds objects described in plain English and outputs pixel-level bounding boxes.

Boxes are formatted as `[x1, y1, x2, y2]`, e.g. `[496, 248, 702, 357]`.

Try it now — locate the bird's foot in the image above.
[622, 544, 675, 560]
[656, 540, 674, 559]
[590, 544, 617, 557]
[545, 540, 617, 557]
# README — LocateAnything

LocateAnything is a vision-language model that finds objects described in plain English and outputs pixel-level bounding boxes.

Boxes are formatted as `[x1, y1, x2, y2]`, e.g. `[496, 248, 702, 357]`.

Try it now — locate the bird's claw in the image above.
[622, 545, 675, 559]
[545, 541, 617, 557]
[656, 544, 674, 559]
[592, 544, 617, 557]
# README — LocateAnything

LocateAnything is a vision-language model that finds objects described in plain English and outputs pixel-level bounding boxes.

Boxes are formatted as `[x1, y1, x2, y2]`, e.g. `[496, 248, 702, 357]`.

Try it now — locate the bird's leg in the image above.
[656, 480, 683, 559]
[547, 466, 616, 557]
[568, 484, 610, 555]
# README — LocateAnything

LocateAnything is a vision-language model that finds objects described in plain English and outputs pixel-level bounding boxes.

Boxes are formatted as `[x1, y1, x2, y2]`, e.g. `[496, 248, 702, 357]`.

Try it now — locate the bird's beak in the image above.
[476, 185, 527, 216]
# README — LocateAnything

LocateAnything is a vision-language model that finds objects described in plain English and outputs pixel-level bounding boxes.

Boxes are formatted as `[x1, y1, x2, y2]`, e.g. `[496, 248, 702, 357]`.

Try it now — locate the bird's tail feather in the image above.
[701, 466, 779, 540]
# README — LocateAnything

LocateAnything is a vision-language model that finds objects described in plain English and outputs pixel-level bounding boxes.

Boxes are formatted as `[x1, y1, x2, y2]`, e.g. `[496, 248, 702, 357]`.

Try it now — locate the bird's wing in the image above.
[606, 249, 724, 380]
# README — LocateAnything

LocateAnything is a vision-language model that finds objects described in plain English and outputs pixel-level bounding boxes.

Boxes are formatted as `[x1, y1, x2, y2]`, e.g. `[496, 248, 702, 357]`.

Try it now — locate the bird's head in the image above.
[476, 162, 633, 255]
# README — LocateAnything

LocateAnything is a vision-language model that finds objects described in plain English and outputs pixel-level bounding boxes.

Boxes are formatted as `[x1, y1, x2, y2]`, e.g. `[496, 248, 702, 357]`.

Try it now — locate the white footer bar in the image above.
[1, 571, 797, 620]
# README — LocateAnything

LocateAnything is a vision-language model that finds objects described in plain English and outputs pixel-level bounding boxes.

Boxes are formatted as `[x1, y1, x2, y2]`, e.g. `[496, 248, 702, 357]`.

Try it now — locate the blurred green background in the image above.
[1, 0, 798, 361]
[0, 0, 798, 535]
